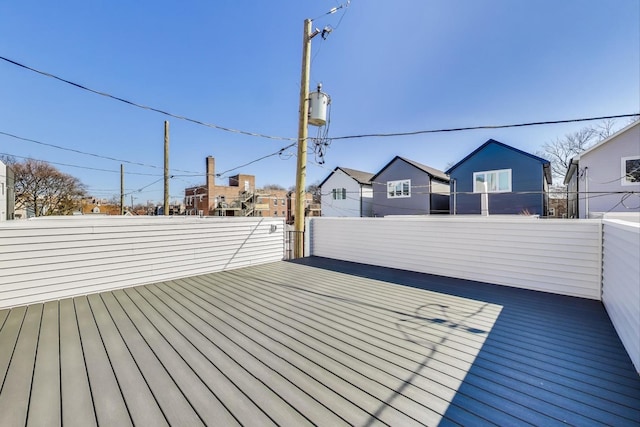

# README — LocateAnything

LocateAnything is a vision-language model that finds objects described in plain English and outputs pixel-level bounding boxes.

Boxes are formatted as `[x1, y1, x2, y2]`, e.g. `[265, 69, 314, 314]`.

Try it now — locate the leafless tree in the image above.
[7, 158, 87, 216]
[538, 119, 622, 184]
[306, 180, 322, 203]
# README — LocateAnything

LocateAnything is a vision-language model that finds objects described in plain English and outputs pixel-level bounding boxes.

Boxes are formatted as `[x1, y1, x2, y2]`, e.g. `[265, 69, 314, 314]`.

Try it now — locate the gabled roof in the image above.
[319, 166, 374, 188]
[371, 156, 449, 182]
[573, 119, 640, 159]
[446, 139, 552, 184]
[564, 120, 640, 185]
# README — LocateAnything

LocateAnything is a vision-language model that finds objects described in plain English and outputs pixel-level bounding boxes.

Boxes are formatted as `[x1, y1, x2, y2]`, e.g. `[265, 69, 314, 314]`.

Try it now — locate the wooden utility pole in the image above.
[294, 19, 313, 258]
[120, 164, 124, 215]
[164, 121, 170, 216]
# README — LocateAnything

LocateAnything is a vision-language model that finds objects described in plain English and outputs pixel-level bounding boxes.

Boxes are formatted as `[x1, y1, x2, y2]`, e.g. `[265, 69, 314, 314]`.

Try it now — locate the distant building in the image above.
[184, 156, 318, 221]
[564, 120, 640, 218]
[371, 156, 450, 216]
[446, 139, 552, 216]
[0, 160, 15, 221]
[319, 167, 374, 217]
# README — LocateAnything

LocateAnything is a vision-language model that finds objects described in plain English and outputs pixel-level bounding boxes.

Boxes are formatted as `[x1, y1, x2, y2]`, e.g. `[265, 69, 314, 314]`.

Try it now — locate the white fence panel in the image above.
[309, 217, 602, 299]
[602, 219, 640, 373]
[0, 216, 284, 308]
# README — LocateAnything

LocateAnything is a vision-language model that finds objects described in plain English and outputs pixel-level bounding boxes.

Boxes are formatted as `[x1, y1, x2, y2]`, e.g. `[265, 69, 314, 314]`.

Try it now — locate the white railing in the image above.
[308, 217, 603, 299]
[0, 216, 284, 309]
[602, 219, 640, 373]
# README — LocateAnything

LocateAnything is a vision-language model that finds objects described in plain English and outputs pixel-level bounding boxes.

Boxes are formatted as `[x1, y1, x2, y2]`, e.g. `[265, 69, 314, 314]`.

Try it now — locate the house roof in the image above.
[563, 120, 640, 185]
[445, 139, 552, 184]
[371, 156, 449, 182]
[319, 166, 374, 188]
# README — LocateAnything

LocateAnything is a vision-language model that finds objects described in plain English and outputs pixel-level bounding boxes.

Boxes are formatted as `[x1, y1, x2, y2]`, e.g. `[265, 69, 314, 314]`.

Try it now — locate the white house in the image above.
[319, 167, 374, 217]
[564, 120, 640, 218]
[0, 160, 14, 221]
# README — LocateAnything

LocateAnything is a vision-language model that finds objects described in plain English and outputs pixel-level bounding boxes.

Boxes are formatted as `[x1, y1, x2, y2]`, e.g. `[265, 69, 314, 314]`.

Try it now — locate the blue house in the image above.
[445, 139, 552, 216]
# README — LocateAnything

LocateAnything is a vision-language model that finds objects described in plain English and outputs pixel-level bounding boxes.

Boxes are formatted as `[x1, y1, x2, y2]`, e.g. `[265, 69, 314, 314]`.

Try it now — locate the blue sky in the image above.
[1, 0, 638, 205]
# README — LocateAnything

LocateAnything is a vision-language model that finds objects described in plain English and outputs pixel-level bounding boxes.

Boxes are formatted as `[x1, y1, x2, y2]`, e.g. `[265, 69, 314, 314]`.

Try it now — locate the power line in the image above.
[214, 142, 297, 178]
[0, 55, 296, 142]
[0, 130, 199, 173]
[329, 113, 640, 141]
[0, 152, 161, 176]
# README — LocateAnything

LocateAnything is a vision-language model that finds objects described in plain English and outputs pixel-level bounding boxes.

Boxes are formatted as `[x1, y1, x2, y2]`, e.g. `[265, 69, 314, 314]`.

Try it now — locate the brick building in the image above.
[184, 156, 320, 222]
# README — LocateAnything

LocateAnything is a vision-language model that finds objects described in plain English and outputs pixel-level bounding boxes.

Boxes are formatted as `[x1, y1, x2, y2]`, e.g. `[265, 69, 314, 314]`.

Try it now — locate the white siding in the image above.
[0, 216, 284, 308]
[309, 217, 602, 299]
[602, 219, 640, 373]
[321, 170, 366, 217]
[0, 161, 6, 221]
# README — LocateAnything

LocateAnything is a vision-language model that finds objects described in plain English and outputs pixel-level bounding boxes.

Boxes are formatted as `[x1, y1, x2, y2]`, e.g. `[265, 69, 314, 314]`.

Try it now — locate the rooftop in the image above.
[1, 257, 638, 426]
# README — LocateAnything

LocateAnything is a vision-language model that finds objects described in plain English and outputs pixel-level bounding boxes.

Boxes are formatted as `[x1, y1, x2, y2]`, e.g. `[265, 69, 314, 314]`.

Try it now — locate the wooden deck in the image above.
[0, 258, 639, 426]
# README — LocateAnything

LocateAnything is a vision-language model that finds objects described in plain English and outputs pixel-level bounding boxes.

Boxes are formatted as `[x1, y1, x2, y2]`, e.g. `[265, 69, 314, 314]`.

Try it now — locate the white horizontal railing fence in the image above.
[308, 217, 603, 299]
[0, 216, 284, 309]
[602, 219, 640, 373]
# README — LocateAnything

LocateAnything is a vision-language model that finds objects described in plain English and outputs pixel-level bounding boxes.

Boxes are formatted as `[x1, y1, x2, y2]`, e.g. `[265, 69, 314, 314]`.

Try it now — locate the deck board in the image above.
[0, 258, 639, 426]
[74, 296, 132, 427]
[27, 301, 61, 427]
[59, 298, 96, 427]
[0, 304, 41, 427]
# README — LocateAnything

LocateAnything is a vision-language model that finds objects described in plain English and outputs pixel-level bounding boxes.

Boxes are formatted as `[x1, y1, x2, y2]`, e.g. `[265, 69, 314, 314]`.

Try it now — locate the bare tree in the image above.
[540, 126, 598, 181]
[306, 180, 322, 203]
[8, 158, 87, 216]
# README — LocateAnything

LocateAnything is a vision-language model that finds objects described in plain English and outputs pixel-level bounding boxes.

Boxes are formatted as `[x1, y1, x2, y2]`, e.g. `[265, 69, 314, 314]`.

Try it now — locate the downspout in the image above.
[359, 185, 363, 217]
[584, 167, 589, 219]
[452, 179, 457, 215]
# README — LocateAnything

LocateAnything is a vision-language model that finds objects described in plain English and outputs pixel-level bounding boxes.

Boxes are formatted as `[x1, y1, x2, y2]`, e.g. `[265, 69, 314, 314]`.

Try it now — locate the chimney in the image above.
[206, 156, 215, 193]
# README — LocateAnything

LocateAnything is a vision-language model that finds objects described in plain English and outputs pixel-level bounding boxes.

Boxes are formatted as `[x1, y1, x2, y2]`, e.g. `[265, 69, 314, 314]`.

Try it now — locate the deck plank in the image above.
[187, 273, 453, 423]
[74, 296, 132, 427]
[86, 293, 169, 427]
[0, 304, 41, 427]
[99, 291, 205, 427]
[164, 278, 426, 427]
[0, 309, 9, 329]
[27, 301, 61, 427]
[59, 298, 96, 427]
[0, 258, 639, 427]
[114, 288, 242, 427]
[0, 305, 26, 392]
[137, 284, 317, 426]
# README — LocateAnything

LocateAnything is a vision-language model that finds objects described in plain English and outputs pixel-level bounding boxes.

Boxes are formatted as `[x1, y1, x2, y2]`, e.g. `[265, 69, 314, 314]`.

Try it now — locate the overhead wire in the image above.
[329, 113, 640, 141]
[0, 152, 162, 176]
[0, 55, 296, 142]
[0, 130, 199, 174]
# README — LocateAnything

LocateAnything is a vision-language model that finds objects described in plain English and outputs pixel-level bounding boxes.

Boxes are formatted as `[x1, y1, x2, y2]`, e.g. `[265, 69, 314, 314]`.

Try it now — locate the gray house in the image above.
[370, 156, 449, 217]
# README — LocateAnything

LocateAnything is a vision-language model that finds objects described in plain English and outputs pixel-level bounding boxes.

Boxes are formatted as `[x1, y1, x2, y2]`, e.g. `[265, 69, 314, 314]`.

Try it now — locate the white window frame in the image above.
[332, 188, 346, 200]
[473, 169, 512, 193]
[387, 179, 411, 198]
[621, 156, 640, 186]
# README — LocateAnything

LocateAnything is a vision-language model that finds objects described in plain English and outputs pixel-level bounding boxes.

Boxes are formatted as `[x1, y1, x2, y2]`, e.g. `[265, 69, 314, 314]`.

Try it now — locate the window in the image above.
[332, 188, 346, 200]
[621, 156, 640, 185]
[387, 180, 411, 198]
[273, 211, 278, 216]
[473, 169, 512, 193]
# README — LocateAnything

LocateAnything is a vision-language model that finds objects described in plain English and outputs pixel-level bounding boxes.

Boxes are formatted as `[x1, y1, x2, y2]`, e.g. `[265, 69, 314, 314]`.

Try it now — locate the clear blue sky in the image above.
[1, 0, 639, 205]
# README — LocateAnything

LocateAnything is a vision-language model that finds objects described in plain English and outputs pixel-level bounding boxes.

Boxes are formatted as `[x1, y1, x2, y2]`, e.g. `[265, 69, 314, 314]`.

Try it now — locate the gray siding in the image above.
[0, 216, 284, 308]
[602, 219, 640, 372]
[372, 161, 432, 217]
[309, 217, 602, 299]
